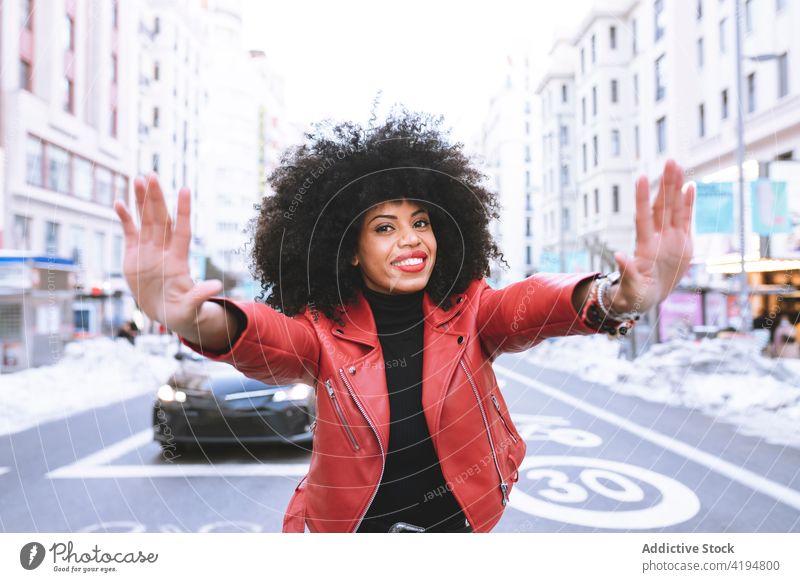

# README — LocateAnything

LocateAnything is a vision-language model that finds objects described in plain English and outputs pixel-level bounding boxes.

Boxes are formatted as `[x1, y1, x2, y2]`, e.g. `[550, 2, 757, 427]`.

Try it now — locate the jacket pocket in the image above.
[324, 378, 360, 451]
[490, 392, 519, 446]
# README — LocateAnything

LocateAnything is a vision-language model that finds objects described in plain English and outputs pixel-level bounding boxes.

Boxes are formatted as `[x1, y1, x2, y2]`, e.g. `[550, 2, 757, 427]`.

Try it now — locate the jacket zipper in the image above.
[460, 359, 509, 506]
[490, 393, 518, 444]
[324, 379, 360, 451]
[338, 367, 386, 533]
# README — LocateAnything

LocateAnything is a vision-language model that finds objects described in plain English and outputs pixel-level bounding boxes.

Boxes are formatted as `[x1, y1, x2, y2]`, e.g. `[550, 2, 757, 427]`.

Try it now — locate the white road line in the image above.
[494, 363, 800, 512]
[46, 429, 309, 479]
[0, 467, 9, 476]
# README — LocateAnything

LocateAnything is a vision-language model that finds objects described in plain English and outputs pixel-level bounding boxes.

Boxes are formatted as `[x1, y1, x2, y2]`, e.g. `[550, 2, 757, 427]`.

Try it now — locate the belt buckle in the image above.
[388, 521, 426, 533]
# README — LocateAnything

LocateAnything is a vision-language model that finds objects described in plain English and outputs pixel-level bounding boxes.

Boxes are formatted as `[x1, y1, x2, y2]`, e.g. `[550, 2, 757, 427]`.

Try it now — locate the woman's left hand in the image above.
[608, 159, 695, 316]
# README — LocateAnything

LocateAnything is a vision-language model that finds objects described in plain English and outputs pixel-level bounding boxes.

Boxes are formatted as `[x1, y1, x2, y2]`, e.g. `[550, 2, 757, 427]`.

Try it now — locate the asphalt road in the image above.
[1, 352, 798, 533]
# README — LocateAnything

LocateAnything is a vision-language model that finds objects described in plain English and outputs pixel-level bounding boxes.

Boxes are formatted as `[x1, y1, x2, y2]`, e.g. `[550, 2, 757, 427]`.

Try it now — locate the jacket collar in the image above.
[326, 286, 468, 348]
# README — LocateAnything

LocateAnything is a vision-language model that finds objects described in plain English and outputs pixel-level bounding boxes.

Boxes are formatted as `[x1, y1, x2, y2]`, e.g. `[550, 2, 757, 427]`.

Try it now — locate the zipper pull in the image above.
[500, 482, 509, 506]
[325, 379, 335, 399]
[491, 393, 500, 411]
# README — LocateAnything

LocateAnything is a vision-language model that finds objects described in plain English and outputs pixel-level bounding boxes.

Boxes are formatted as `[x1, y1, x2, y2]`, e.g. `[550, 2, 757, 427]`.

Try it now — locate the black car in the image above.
[153, 350, 316, 453]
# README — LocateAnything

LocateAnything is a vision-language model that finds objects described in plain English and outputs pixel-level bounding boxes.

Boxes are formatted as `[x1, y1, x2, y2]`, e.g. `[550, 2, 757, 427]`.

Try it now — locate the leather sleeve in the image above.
[179, 297, 320, 386]
[475, 272, 603, 358]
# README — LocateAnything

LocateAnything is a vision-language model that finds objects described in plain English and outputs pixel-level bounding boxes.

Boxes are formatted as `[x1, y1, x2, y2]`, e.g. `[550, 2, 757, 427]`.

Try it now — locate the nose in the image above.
[398, 224, 422, 247]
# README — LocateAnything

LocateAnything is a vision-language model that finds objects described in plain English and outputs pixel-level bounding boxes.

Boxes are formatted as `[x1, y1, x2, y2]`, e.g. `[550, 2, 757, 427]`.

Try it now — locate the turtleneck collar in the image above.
[362, 285, 424, 334]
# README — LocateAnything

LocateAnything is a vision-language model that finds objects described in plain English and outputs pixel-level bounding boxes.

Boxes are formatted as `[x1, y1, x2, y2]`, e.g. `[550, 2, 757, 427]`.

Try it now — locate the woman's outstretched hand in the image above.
[609, 159, 695, 316]
[113, 175, 223, 338]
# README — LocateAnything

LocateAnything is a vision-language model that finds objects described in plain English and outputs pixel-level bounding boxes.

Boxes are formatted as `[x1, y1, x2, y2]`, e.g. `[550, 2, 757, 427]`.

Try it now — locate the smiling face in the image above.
[350, 199, 437, 295]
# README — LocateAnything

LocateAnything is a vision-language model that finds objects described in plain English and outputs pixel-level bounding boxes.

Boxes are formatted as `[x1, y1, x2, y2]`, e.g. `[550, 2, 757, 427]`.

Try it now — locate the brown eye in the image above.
[375, 224, 393, 233]
[414, 218, 430, 228]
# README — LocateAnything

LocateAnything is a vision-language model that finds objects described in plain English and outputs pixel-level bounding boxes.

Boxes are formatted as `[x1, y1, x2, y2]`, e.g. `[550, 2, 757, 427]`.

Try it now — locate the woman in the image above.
[113, 109, 694, 533]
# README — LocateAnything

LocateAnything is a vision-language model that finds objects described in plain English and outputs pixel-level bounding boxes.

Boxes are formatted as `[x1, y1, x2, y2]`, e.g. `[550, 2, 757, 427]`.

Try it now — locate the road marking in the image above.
[495, 364, 800, 512]
[0, 467, 9, 476]
[47, 429, 309, 479]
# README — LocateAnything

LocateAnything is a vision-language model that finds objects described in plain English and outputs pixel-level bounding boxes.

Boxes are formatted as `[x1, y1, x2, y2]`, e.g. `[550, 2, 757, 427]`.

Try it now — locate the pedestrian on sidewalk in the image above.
[113, 108, 695, 533]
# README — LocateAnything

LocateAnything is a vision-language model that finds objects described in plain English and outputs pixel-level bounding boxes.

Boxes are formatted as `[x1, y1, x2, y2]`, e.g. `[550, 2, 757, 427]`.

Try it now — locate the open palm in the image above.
[113, 175, 222, 334]
[611, 159, 695, 314]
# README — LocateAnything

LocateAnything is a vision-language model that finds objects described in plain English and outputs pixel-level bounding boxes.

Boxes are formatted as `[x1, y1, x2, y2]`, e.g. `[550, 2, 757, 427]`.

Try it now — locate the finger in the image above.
[635, 175, 654, 247]
[614, 251, 637, 279]
[670, 163, 686, 229]
[140, 173, 172, 244]
[654, 159, 677, 230]
[172, 188, 192, 262]
[683, 181, 696, 233]
[113, 199, 139, 246]
[187, 279, 224, 310]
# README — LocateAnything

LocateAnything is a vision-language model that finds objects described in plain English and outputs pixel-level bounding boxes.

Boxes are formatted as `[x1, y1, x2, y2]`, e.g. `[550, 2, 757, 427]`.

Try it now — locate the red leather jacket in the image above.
[181, 272, 600, 532]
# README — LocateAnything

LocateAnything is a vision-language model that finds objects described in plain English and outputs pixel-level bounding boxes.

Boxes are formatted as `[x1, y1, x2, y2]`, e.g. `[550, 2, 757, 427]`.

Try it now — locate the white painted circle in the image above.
[549, 428, 603, 448]
[77, 521, 146, 533]
[198, 521, 263, 533]
[509, 456, 700, 529]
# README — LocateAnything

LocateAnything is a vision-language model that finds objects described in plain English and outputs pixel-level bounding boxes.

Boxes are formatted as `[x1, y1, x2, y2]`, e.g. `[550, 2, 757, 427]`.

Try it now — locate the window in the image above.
[26, 135, 44, 187]
[95, 167, 113, 206]
[115, 175, 128, 203]
[525, 121, 530, 136]
[594, 188, 600, 214]
[48, 145, 70, 194]
[153, 107, 160, 127]
[20, 59, 32, 91]
[21, 0, 33, 29]
[580, 47, 585, 74]
[697, 37, 704, 67]
[154, 16, 160, 34]
[697, 0, 703, 19]
[747, 72, 756, 113]
[65, 13, 75, 51]
[562, 208, 570, 231]
[635, 125, 640, 159]
[560, 163, 569, 186]
[655, 55, 666, 101]
[525, 217, 531, 237]
[110, 106, 117, 138]
[778, 53, 789, 98]
[721, 88, 729, 119]
[612, 185, 620, 213]
[592, 85, 597, 115]
[73, 156, 93, 200]
[632, 18, 638, 54]
[611, 129, 621, 156]
[610, 26, 617, 49]
[582, 143, 587, 172]
[591, 34, 596, 64]
[561, 84, 568, 103]
[12, 215, 32, 250]
[656, 116, 667, 154]
[745, 0, 753, 33]
[698, 103, 706, 137]
[111, 55, 117, 83]
[524, 145, 531, 162]
[63, 78, 74, 113]
[581, 97, 586, 124]
[45, 221, 60, 256]
[633, 73, 639, 105]
[526, 246, 531, 266]
[776, 0, 786, 10]
[154, 61, 160, 80]
[583, 193, 588, 218]
[152, 153, 160, 173]
[70, 226, 85, 265]
[559, 125, 568, 146]
[654, 0, 665, 41]
[611, 79, 618, 103]
[719, 18, 726, 53]
[525, 170, 531, 187]
[592, 134, 599, 166]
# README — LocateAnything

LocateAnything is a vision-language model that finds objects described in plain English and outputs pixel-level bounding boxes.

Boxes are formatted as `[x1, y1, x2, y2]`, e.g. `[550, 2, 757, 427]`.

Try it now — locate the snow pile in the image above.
[527, 335, 800, 448]
[0, 336, 180, 437]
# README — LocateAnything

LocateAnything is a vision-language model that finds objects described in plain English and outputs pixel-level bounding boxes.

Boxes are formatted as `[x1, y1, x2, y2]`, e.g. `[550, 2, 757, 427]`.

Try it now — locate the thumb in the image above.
[190, 279, 224, 306]
[613, 251, 635, 279]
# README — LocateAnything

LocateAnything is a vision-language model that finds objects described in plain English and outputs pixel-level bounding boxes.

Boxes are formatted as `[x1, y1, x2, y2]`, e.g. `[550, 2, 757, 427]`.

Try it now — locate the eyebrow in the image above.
[367, 208, 428, 225]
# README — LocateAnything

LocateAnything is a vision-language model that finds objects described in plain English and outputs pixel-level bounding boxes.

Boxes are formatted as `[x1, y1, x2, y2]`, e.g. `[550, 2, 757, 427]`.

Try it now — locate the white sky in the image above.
[242, 0, 593, 145]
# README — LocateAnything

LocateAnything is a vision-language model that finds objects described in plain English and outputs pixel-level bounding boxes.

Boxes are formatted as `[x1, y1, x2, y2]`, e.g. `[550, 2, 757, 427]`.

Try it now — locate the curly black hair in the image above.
[248, 107, 508, 324]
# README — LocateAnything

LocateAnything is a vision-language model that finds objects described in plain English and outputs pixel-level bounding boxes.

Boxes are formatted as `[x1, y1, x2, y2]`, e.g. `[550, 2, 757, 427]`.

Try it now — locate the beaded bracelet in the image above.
[578, 274, 638, 337]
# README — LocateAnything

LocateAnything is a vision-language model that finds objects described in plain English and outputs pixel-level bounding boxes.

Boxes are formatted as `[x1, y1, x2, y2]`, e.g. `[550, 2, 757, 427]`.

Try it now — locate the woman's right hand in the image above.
[113, 174, 223, 337]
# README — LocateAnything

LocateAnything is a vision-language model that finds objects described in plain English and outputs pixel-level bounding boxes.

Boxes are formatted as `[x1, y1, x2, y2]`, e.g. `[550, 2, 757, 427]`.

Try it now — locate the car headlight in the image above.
[157, 384, 186, 403]
[272, 383, 312, 402]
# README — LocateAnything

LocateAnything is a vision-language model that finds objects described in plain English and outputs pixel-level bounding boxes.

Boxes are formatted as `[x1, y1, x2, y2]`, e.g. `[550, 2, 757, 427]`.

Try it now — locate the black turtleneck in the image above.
[356, 285, 469, 533]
